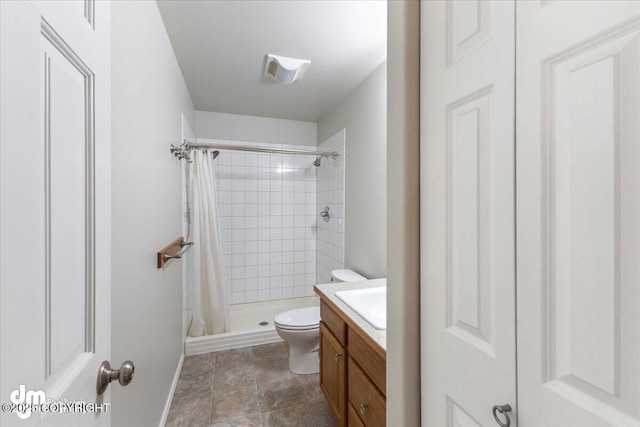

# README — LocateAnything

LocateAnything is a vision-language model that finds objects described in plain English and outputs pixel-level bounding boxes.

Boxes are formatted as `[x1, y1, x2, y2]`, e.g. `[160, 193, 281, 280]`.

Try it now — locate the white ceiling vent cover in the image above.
[264, 54, 311, 84]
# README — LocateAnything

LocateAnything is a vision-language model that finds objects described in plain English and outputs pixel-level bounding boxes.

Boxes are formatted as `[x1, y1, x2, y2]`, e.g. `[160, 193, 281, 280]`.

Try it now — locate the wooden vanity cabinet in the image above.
[348, 358, 386, 427]
[318, 298, 386, 427]
[347, 404, 366, 427]
[320, 322, 346, 426]
[320, 300, 347, 425]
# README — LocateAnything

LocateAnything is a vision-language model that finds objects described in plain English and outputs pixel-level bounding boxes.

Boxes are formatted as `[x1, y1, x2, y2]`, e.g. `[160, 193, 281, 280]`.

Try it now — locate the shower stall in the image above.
[176, 131, 346, 354]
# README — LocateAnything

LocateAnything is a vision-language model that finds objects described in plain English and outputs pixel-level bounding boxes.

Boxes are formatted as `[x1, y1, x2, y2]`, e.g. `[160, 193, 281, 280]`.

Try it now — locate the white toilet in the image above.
[274, 268, 367, 374]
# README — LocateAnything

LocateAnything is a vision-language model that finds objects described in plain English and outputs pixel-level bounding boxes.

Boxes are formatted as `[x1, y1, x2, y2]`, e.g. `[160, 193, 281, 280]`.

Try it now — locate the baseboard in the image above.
[158, 352, 184, 427]
[185, 328, 282, 355]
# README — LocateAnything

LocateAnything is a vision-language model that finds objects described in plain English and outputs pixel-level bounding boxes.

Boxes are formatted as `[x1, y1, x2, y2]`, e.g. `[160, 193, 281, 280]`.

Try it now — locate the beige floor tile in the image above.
[214, 364, 256, 391]
[256, 377, 307, 412]
[214, 348, 253, 370]
[307, 399, 338, 427]
[262, 403, 314, 427]
[182, 353, 215, 375]
[209, 412, 262, 427]
[300, 380, 325, 404]
[253, 356, 298, 385]
[210, 385, 259, 424]
[166, 392, 213, 427]
[250, 342, 288, 360]
[169, 343, 332, 427]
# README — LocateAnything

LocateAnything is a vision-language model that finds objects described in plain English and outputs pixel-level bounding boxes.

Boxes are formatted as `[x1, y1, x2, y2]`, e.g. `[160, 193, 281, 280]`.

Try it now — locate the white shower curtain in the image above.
[188, 150, 229, 336]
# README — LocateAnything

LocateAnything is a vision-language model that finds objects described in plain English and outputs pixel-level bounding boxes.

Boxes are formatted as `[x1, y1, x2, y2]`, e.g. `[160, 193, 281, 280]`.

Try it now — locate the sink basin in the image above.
[335, 287, 386, 330]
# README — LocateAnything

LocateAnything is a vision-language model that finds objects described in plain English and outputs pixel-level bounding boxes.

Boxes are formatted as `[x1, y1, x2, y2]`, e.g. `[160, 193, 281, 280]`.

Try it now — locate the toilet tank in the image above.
[331, 269, 367, 282]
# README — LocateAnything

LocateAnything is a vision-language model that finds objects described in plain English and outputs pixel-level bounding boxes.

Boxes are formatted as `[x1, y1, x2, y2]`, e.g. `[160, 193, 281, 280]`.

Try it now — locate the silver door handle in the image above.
[492, 404, 512, 427]
[96, 360, 135, 395]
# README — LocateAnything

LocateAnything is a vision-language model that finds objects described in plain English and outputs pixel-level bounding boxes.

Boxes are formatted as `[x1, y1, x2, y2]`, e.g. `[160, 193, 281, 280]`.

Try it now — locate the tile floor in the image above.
[166, 342, 338, 427]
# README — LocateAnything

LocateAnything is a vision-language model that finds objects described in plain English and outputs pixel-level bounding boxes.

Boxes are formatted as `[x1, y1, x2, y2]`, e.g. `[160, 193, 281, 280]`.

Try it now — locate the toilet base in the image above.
[274, 309, 320, 375]
[288, 345, 319, 374]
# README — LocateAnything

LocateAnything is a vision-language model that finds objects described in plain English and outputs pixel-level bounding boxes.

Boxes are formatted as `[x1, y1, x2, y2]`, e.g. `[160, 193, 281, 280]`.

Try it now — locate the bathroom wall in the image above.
[316, 130, 346, 284]
[317, 62, 387, 279]
[386, 2, 421, 425]
[195, 110, 317, 146]
[199, 138, 318, 304]
[111, 2, 194, 426]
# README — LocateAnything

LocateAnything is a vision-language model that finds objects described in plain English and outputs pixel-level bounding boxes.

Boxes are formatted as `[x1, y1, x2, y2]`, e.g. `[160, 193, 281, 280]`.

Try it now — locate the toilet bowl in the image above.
[274, 269, 367, 374]
[274, 306, 320, 374]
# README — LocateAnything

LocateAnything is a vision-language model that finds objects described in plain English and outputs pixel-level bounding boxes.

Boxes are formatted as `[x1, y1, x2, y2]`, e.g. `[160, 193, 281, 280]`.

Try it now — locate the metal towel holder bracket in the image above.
[157, 237, 193, 268]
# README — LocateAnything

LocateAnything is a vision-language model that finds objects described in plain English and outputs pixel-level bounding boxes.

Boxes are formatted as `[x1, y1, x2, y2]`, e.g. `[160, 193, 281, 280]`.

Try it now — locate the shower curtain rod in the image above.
[170, 140, 338, 161]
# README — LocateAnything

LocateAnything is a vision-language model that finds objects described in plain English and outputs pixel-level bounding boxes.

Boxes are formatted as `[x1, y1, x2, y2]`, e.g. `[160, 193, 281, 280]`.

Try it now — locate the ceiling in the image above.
[157, 1, 387, 122]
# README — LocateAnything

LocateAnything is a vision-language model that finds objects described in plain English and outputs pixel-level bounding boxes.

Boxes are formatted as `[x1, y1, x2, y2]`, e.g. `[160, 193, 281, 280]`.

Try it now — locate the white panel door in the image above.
[0, 1, 110, 426]
[516, 1, 640, 426]
[420, 1, 516, 426]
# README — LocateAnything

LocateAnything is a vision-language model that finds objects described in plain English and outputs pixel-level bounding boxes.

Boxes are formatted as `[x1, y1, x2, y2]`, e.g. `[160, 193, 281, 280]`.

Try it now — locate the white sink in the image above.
[335, 287, 386, 330]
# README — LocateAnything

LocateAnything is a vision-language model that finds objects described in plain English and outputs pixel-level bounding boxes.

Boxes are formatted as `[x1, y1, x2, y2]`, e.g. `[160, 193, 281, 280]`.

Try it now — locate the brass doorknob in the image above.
[96, 360, 135, 395]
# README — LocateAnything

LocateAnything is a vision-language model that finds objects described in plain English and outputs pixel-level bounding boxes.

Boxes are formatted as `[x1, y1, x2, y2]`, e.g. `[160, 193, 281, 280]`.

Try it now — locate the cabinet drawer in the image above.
[321, 300, 346, 345]
[348, 358, 386, 427]
[348, 403, 366, 427]
[348, 328, 386, 395]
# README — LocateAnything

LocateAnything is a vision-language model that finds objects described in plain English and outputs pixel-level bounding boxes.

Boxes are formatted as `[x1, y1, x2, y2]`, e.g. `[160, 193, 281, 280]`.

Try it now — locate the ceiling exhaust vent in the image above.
[264, 54, 310, 84]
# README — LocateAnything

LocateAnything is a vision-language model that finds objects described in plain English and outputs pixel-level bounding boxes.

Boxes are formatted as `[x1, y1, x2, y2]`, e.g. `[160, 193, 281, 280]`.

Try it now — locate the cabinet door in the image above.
[420, 0, 517, 425]
[516, 1, 640, 425]
[348, 404, 366, 427]
[320, 322, 346, 426]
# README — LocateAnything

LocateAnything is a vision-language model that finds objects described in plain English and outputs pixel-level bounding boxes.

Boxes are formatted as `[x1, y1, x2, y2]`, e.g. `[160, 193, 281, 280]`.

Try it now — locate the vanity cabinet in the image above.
[320, 322, 346, 425]
[318, 299, 386, 427]
[348, 359, 385, 427]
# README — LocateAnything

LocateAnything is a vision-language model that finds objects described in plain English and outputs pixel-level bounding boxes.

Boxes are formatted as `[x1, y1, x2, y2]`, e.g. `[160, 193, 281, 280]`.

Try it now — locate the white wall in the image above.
[111, 2, 194, 426]
[386, 2, 421, 425]
[317, 62, 387, 279]
[195, 110, 317, 146]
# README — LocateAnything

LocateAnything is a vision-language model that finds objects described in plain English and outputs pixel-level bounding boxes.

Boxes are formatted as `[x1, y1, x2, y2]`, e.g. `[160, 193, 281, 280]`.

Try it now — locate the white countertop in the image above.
[314, 278, 387, 351]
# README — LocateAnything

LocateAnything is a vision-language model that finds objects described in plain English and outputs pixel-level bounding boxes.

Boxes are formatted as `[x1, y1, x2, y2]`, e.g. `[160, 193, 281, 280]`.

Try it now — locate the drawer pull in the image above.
[359, 403, 369, 415]
[335, 353, 342, 362]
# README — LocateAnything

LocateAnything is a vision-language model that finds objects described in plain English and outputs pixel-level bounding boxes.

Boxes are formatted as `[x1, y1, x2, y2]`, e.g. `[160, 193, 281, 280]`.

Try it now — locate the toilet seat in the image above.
[274, 307, 320, 331]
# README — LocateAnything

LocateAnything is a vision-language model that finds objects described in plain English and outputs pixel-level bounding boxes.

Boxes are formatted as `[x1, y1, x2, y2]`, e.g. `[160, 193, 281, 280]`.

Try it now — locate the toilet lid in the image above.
[274, 306, 320, 330]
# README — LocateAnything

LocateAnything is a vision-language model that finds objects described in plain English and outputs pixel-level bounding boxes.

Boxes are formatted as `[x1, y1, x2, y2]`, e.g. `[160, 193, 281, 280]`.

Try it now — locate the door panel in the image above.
[43, 20, 95, 388]
[0, 1, 110, 426]
[516, 1, 640, 426]
[421, 1, 516, 425]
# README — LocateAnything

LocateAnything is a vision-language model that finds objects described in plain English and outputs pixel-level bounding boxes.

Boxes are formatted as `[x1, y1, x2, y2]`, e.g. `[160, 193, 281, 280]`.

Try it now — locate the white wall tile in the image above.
[316, 135, 345, 284]
[198, 140, 318, 304]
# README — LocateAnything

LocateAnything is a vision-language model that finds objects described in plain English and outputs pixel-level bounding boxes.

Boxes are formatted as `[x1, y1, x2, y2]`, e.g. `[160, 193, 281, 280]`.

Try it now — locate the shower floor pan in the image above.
[184, 296, 319, 355]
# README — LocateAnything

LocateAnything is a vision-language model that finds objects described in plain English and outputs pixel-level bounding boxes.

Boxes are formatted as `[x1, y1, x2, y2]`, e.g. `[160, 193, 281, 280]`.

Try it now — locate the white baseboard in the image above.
[158, 352, 184, 427]
[185, 328, 282, 355]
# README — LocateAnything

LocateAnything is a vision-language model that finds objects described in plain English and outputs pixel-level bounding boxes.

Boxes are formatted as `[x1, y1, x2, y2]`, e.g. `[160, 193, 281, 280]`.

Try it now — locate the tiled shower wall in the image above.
[316, 130, 346, 284]
[202, 138, 318, 305]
